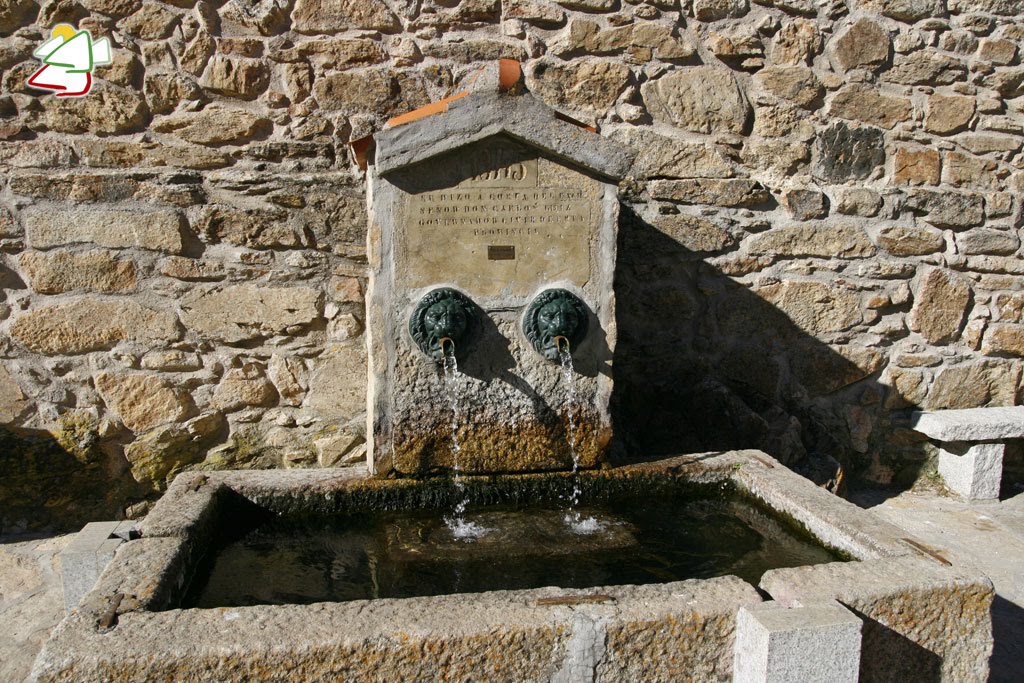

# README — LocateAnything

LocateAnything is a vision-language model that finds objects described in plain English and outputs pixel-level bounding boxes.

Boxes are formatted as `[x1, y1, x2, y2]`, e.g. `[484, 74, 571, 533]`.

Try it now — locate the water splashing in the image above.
[558, 344, 600, 536]
[441, 343, 488, 542]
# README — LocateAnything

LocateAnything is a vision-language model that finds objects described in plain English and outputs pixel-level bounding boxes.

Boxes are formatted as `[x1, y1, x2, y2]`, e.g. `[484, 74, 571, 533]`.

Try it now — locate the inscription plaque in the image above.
[401, 152, 597, 296]
[488, 245, 516, 260]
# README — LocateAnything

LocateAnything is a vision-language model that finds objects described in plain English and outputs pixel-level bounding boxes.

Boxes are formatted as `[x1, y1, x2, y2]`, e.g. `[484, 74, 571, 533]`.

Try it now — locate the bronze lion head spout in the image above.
[523, 289, 588, 362]
[409, 288, 477, 362]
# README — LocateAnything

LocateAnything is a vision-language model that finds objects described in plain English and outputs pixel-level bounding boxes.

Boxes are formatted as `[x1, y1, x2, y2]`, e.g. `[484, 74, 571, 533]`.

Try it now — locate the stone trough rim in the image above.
[31, 450, 993, 682]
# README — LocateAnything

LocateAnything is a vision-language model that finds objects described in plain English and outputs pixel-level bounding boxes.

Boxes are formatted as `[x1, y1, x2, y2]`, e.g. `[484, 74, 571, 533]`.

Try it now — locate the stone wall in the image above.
[0, 0, 1022, 530]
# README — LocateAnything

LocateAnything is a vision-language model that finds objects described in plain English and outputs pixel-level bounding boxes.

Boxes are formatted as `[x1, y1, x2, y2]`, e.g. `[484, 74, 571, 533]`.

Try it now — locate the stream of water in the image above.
[559, 347, 599, 535]
[438, 345, 594, 539]
[441, 347, 489, 542]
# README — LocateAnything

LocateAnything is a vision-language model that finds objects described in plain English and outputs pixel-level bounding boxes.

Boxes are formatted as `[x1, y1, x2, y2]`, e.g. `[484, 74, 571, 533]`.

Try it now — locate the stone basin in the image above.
[32, 450, 994, 682]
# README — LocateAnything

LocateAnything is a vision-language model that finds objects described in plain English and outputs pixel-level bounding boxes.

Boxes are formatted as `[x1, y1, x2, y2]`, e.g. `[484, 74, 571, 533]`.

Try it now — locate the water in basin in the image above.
[183, 494, 841, 608]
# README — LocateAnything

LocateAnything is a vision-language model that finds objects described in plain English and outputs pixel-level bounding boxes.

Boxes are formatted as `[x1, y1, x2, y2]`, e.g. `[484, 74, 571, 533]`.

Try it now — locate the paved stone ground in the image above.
[851, 484, 1024, 683]
[4, 489, 1023, 682]
[0, 534, 72, 683]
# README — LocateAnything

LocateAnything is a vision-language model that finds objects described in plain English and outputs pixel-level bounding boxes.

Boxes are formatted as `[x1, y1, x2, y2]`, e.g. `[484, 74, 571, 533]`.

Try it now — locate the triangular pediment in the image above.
[373, 91, 635, 182]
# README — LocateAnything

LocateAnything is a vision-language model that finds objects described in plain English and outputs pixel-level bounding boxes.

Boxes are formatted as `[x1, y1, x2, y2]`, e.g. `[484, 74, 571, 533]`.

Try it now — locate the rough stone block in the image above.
[746, 224, 873, 259]
[733, 601, 861, 683]
[907, 267, 971, 345]
[761, 557, 994, 683]
[19, 249, 137, 294]
[815, 122, 885, 182]
[23, 206, 184, 254]
[906, 189, 985, 229]
[527, 59, 629, 114]
[60, 521, 124, 612]
[123, 414, 226, 488]
[292, 0, 400, 33]
[911, 407, 1024, 441]
[30, 456, 984, 681]
[922, 360, 1021, 410]
[925, 94, 975, 135]
[150, 107, 271, 145]
[34, 574, 763, 682]
[829, 18, 890, 72]
[95, 372, 194, 433]
[860, 0, 943, 22]
[893, 147, 941, 185]
[642, 66, 750, 134]
[649, 178, 769, 207]
[180, 284, 322, 343]
[0, 363, 29, 422]
[9, 299, 181, 355]
[753, 280, 862, 336]
[982, 323, 1024, 356]
[35, 83, 148, 135]
[830, 85, 912, 130]
[938, 442, 1004, 500]
[874, 225, 944, 256]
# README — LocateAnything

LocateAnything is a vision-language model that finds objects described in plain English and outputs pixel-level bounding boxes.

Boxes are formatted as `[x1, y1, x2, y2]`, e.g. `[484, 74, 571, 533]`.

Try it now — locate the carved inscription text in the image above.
[401, 166, 597, 297]
[414, 188, 590, 230]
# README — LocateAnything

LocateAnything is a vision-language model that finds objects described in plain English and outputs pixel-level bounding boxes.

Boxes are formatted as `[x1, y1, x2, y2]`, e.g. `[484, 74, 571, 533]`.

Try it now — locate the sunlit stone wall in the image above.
[0, 0, 1022, 529]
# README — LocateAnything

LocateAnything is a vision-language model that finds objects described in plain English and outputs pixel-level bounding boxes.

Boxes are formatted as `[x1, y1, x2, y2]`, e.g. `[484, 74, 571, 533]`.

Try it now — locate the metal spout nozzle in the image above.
[439, 337, 455, 355]
[554, 336, 570, 354]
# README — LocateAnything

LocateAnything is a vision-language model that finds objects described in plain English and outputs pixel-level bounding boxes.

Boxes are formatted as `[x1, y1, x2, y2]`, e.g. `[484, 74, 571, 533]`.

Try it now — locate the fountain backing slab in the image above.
[32, 451, 994, 682]
[366, 89, 633, 477]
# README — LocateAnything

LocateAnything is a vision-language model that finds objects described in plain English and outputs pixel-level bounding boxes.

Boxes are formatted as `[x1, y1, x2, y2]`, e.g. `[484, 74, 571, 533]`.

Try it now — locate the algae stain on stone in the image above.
[0, 416, 135, 532]
[53, 412, 102, 465]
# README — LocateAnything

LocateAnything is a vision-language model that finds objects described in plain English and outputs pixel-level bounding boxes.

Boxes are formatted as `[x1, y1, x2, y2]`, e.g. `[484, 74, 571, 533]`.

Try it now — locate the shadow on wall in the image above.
[1002, 442, 1024, 498]
[845, 603, 942, 683]
[610, 206, 928, 490]
[0, 415, 281, 535]
[990, 593, 1024, 682]
[0, 424, 136, 535]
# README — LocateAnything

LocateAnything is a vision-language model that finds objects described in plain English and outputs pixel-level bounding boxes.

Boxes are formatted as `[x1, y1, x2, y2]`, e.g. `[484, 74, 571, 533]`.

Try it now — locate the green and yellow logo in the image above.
[27, 24, 112, 97]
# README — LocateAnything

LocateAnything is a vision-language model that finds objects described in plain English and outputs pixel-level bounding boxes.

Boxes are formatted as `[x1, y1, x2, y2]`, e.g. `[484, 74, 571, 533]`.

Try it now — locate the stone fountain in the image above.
[31, 63, 995, 683]
[363, 61, 632, 476]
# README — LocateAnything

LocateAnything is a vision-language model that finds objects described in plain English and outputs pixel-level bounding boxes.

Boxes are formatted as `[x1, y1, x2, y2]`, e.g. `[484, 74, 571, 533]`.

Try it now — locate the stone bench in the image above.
[910, 407, 1024, 500]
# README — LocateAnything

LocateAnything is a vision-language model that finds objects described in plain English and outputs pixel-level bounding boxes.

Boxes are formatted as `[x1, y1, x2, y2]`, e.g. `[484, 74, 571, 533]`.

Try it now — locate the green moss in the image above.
[911, 460, 952, 497]
[232, 427, 267, 460]
[234, 467, 726, 520]
[127, 431, 200, 490]
[54, 412, 102, 465]
[736, 489, 856, 562]
[198, 426, 280, 472]
[313, 424, 340, 439]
